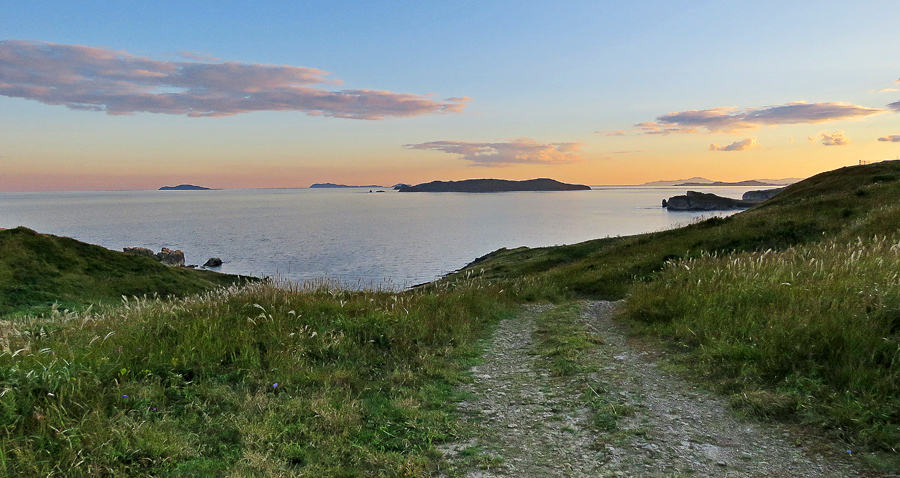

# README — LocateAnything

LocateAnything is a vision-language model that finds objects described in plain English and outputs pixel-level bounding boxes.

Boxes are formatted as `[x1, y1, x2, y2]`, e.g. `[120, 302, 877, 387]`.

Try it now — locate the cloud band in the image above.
[643, 102, 886, 134]
[0, 40, 468, 119]
[404, 138, 583, 166]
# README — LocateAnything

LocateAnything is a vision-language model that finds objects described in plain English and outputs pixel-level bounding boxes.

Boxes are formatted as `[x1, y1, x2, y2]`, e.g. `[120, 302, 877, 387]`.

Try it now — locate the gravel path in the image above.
[439, 301, 889, 477]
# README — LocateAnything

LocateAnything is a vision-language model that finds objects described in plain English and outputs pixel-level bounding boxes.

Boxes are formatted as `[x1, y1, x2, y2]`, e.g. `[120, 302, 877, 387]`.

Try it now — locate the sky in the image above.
[1, 1, 899, 191]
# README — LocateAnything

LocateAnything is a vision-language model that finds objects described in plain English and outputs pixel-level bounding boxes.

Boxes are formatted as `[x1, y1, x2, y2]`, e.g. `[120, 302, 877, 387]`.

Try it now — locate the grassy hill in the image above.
[452, 160, 900, 298]
[2, 161, 899, 476]
[0, 227, 251, 316]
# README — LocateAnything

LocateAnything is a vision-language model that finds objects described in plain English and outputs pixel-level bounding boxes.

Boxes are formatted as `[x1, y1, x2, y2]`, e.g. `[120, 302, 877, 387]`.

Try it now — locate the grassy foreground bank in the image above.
[1, 276, 544, 476]
[2, 161, 900, 475]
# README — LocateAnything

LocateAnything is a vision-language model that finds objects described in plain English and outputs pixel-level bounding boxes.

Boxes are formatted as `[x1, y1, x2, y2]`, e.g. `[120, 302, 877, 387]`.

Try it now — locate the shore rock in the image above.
[204, 257, 223, 267]
[156, 248, 185, 267]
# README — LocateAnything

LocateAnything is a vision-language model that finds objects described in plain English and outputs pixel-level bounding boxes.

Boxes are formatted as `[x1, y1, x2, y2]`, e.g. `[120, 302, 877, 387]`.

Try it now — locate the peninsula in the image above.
[398, 178, 591, 193]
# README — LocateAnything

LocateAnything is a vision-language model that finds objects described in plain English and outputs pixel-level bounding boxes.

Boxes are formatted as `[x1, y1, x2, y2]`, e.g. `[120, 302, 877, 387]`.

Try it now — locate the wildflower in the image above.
[272, 383, 278, 388]
[122, 395, 129, 398]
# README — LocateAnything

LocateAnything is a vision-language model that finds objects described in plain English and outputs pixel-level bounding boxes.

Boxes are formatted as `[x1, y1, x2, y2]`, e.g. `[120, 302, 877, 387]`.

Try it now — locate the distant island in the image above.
[159, 184, 210, 191]
[309, 183, 387, 189]
[675, 180, 775, 187]
[398, 178, 592, 193]
[642, 177, 798, 186]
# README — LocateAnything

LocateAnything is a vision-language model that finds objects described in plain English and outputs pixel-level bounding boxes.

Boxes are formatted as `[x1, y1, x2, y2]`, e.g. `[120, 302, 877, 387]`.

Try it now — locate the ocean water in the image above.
[0, 187, 748, 287]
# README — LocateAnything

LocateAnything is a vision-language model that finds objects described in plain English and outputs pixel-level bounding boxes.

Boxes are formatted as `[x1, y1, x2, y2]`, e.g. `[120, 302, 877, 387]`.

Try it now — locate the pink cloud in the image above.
[818, 131, 850, 146]
[878, 135, 900, 142]
[404, 138, 583, 167]
[647, 102, 885, 134]
[709, 137, 758, 152]
[594, 130, 626, 136]
[0, 40, 468, 119]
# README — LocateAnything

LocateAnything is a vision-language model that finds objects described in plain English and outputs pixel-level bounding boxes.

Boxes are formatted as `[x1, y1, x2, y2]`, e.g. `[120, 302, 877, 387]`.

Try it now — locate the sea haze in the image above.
[0, 187, 747, 288]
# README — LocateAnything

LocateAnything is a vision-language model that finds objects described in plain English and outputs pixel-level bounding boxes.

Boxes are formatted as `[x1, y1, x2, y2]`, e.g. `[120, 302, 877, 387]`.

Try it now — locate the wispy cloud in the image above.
[646, 102, 885, 134]
[709, 137, 758, 152]
[404, 138, 583, 167]
[611, 149, 651, 154]
[889, 100, 900, 112]
[634, 122, 698, 135]
[878, 135, 900, 142]
[594, 130, 626, 136]
[871, 88, 899, 93]
[818, 131, 850, 146]
[0, 39, 468, 119]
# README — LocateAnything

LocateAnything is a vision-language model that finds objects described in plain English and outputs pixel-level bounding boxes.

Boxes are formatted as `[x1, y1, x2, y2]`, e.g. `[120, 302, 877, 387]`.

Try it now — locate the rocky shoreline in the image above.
[123, 246, 222, 269]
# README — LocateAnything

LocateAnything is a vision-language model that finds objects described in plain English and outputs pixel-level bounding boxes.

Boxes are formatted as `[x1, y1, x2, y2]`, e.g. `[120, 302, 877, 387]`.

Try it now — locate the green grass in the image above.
[532, 303, 633, 433]
[0, 276, 524, 476]
[623, 230, 900, 449]
[533, 303, 603, 377]
[0, 227, 250, 317]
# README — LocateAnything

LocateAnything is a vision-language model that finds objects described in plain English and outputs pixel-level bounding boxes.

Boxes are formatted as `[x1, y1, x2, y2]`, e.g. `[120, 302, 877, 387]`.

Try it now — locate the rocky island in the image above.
[398, 178, 591, 193]
[159, 184, 210, 190]
[663, 187, 786, 211]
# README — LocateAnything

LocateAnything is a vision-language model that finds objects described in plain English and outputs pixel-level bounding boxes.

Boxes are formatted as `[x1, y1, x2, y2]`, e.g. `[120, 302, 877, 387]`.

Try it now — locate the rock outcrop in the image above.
[662, 191, 756, 211]
[123, 247, 186, 266]
[204, 257, 223, 267]
[156, 248, 185, 266]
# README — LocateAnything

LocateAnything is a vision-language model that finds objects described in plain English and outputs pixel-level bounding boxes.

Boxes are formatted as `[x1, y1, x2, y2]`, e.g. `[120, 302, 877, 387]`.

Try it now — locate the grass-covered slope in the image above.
[0, 275, 523, 477]
[456, 160, 900, 299]
[0, 227, 249, 316]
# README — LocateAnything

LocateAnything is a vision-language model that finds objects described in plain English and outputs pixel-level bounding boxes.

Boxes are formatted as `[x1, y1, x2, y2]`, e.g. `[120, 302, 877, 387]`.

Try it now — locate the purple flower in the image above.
[272, 383, 278, 388]
[121, 395, 129, 398]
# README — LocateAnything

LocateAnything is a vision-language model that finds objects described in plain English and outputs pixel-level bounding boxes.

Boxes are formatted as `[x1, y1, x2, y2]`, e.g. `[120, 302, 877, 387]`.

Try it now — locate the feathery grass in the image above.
[624, 231, 900, 449]
[0, 275, 533, 477]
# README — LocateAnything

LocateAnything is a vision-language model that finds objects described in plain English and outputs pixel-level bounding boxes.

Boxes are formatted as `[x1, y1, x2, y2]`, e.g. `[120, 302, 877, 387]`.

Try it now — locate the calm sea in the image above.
[0, 187, 748, 288]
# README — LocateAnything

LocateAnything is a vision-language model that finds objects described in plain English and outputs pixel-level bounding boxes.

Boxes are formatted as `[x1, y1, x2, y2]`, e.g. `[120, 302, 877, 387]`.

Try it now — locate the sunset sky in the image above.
[2, 1, 899, 191]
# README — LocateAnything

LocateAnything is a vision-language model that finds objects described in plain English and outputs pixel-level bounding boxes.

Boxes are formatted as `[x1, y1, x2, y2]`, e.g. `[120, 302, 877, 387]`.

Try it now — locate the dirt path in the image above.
[439, 301, 885, 477]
